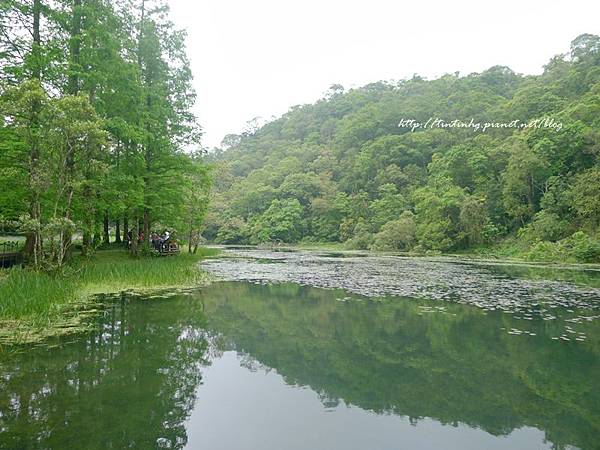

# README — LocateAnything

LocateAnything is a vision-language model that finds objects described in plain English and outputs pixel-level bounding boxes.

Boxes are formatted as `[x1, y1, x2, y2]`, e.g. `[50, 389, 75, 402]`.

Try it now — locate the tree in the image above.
[0, 0, 210, 267]
[1, 81, 105, 268]
[570, 167, 600, 227]
[414, 184, 465, 251]
[42, 94, 106, 266]
[369, 184, 407, 231]
[459, 196, 489, 246]
[371, 211, 416, 251]
[278, 172, 322, 206]
[250, 199, 304, 244]
[502, 140, 550, 226]
[134, 1, 201, 252]
[182, 156, 212, 253]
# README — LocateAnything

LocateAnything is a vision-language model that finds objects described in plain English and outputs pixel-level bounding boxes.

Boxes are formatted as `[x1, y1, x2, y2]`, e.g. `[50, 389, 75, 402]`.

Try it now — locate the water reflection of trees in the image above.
[0, 293, 210, 450]
[480, 262, 600, 289]
[198, 282, 600, 450]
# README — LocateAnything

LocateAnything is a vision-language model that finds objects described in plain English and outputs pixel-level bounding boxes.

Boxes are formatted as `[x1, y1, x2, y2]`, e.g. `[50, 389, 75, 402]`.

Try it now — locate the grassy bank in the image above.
[0, 248, 219, 345]
[288, 238, 600, 267]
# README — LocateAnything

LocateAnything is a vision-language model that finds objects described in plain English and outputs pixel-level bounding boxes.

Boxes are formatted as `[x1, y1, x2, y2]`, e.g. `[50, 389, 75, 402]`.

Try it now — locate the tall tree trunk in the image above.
[130, 214, 139, 256]
[137, 0, 145, 66]
[93, 213, 101, 247]
[56, 189, 74, 267]
[23, 0, 43, 260]
[138, 0, 150, 251]
[81, 183, 94, 255]
[114, 140, 122, 245]
[188, 220, 193, 254]
[82, 231, 91, 254]
[60, 0, 82, 260]
[138, 217, 144, 248]
[68, 0, 82, 95]
[123, 216, 129, 244]
[143, 208, 150, 248]
[32, 0, 41, 79]
[115, 219, 121, 243]
[103, 210, 110, 244]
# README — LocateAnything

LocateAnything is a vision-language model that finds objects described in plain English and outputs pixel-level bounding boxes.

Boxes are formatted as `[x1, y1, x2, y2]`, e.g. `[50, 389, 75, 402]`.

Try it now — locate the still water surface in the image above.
[1, 250, 599, 449]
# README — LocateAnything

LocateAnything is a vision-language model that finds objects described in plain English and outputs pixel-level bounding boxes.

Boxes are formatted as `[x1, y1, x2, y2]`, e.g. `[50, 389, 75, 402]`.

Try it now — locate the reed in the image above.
[0, 248, 219, 343]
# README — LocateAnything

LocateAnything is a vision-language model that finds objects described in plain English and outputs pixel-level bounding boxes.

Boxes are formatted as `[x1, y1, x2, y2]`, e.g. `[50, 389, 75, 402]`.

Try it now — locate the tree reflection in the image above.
[1, 282, 598, 450]
[197, 282, 600, 450]
[0, 293, 209, 450]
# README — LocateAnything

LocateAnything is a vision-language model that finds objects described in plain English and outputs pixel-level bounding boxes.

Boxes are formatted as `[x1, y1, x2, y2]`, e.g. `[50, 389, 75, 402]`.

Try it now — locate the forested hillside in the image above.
[0, 0, 210, 267]
[206, 34, 600, 262]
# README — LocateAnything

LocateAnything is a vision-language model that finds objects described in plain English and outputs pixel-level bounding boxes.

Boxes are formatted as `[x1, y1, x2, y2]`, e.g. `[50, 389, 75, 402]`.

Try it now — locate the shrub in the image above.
[525, 232, 600, 263]
[371, 211, 416, 251]
[215, 218, 249, 244]
[345, 220, 373, 250]
[525, 241, 563, 262]
[562, 231, 600, 263]
[518, 210, 569, 242]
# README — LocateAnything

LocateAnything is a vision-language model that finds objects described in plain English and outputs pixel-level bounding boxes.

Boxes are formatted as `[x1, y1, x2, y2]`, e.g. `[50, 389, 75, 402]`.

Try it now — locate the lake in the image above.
[1, 249, 599, 449]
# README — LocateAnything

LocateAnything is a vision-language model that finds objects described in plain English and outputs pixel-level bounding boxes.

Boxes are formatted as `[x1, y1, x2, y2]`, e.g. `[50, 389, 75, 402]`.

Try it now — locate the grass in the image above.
[0, 247, 219, 345]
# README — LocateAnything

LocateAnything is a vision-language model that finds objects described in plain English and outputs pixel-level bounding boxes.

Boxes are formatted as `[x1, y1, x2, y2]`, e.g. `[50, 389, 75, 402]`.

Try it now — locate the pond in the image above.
[1, 249, 599, 449]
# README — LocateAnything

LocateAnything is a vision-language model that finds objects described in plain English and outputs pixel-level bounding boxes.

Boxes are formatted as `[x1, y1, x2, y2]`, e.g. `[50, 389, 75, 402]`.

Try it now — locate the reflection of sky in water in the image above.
[186, 351, 552, 450]
[202, 249, 600, 342]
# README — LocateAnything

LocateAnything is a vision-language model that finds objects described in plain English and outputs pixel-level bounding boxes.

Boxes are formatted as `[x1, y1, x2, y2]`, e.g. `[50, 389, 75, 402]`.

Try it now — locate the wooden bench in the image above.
[155, 242, 180, 256]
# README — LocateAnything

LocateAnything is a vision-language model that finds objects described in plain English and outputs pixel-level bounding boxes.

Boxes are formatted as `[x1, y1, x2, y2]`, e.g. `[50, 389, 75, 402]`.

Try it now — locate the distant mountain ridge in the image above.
[204, 34, 600, 262]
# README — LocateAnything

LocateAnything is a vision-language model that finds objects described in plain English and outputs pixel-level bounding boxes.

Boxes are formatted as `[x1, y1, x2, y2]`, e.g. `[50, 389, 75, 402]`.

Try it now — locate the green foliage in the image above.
[345, 219, 374, 250]
[518, 210, 569, 243]
[570, 166, 600, 226]
[249, 199, 305, 244]
[371, 211, 416, 251]
[525, 232, 600, 263]
[3, 17, 597, 265]
[0, 249, 213, 333]
[216, 217, 249, 244]
[309, 195, 345, 242]
[369, 184, 407, 230]
[0, 0, 210, 265]
[414, 184, 465, 251]
[459, 195, 491, 246]
[562, 231, 600, 262]
[501, 139, 550, 225]
[205, 34, 600, 261]
[525, 241, 564, 262]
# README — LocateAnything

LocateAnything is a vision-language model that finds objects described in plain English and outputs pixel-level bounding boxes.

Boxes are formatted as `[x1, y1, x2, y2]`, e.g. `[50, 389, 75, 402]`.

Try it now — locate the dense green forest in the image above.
[206, 34, 600, 262]
[0, 0, 210, 269]
[1, 2, 599, 266]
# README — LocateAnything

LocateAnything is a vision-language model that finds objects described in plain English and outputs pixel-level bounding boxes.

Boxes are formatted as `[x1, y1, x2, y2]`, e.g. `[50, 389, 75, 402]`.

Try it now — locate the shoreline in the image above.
[0, 248, 219, 347]
[3, 243, 599, 348]
[211, 244, 600, 272]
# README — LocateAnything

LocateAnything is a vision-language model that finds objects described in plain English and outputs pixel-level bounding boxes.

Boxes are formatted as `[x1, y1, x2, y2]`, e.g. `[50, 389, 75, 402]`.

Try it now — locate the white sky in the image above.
[167, 0, 600, 149]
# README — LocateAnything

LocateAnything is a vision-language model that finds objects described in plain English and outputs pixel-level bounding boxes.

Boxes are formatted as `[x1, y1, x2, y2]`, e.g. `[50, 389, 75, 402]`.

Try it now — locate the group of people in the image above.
[125, 229, 173, 251]
[151, 230, 172, 251]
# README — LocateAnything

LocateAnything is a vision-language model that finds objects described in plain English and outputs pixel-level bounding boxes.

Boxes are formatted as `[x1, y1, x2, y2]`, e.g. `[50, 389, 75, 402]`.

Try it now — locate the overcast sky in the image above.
[167, 0, 600, 149]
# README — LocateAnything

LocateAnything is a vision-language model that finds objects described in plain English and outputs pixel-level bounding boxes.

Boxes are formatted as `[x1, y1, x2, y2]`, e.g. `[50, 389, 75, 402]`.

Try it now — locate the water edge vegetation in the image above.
[0, 248, 219, 346]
